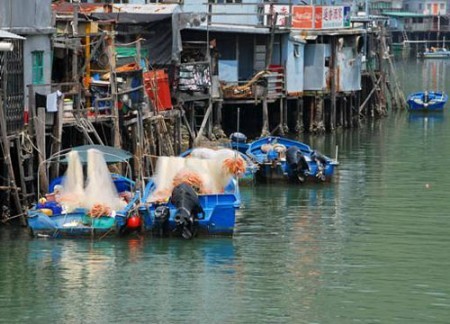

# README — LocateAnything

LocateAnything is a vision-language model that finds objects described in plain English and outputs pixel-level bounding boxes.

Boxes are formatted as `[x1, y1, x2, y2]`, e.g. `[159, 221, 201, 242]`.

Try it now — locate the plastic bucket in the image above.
[63, 99, 73, 117]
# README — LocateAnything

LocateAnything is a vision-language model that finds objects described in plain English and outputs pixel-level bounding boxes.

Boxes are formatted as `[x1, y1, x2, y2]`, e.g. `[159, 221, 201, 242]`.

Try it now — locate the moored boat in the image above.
[407, 90, 448, 112]
[27, 145, 141, 238]
[139, 153, 245, 239]
[417, 47, 450, 59]
[246, 136, 338, 183]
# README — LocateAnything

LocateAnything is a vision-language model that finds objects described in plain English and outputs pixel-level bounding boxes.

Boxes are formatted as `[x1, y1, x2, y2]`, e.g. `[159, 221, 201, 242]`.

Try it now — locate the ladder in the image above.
[74, 115, 104, 145]
[402, 30, 409, 44]
[15, 136, 36, 207]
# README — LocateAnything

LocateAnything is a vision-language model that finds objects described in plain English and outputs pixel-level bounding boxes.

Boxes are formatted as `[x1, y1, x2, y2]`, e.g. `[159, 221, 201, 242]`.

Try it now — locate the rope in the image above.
[115, 38, 145, 47]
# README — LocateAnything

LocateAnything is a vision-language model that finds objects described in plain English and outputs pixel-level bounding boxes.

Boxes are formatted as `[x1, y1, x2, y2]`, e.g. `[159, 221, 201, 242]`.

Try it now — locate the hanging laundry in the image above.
[46, 90, 62, 113]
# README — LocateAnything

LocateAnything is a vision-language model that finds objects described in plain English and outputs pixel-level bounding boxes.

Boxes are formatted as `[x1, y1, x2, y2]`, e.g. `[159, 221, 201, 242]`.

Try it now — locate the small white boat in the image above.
[418, 47, 450, 59]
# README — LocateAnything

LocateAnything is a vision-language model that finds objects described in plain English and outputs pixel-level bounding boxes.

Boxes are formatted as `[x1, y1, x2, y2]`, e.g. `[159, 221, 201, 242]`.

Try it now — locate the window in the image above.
[32, 51, 44, 85]
[418, 3, 422, 10]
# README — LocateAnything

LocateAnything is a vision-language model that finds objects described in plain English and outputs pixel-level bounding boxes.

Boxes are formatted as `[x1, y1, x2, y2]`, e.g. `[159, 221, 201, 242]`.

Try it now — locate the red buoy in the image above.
[126, 216, 142, 229]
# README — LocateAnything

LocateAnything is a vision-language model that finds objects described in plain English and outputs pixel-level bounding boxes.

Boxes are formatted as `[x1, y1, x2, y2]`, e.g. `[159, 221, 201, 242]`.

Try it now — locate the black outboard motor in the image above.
[170, 183, 205, 239]
[311, 151, 327, 181]
[154, 205, 170, 236]
[286, 146, 309, 183]
[230, 132, 247, 144]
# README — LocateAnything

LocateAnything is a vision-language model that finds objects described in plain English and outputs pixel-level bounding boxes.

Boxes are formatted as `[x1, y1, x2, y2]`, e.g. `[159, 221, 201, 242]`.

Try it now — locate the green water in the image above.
[1, 59, 450, 323]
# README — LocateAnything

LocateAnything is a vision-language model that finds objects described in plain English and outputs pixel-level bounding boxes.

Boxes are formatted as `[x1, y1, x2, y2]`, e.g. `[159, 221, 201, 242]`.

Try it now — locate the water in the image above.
[1, 59, 450, 323]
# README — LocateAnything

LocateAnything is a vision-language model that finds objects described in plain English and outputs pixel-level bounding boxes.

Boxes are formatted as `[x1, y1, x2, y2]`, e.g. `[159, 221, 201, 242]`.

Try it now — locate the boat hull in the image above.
[140, 181, 240, 238]
[246, 136, 337, 183]
[407, 91, 448, 112]
[27, 209, 128, 239]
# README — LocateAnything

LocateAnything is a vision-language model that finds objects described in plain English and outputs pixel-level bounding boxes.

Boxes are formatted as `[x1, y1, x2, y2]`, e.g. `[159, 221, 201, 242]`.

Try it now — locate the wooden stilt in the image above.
[295, 97, 304, 134]
[282, 97, 288, 133]
[50, 94, 63, 181]
[330, 37, 337, 131]
[261, 98, 270, 137]
[35, 107, 48, 194]
[278, 98, 284, 135]
[309, 97, 314, 133]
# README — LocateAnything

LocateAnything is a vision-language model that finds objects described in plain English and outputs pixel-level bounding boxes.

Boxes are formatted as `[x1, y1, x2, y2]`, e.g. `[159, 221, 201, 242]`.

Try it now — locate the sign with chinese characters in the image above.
[264, 4, 290, 27]
[291, 5, 351, 30]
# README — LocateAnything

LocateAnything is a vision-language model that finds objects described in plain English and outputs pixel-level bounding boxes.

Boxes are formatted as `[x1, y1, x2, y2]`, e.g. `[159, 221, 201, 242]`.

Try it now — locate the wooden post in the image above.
[261, 98, 270, 137]
[309, 97, 314, 133]
[72, 4, 79, 84]
[278, 98, 284, 135]
[107, 30, 121, 148]
[35, 107, 48, 193]
[283, 97, 288, 133]
[85, 23, 91, 86]
[50, 93, 64, 180]
[315, 96, 325, 132]
[295, 97, 304, 134]
[330, 37, 337, 131]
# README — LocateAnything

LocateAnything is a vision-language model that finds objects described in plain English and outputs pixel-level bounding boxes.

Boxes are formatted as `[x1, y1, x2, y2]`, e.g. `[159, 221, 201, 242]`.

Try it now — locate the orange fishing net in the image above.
[89, 203, 112, 218]
[222, 157, 247, 177]
[173, 169, 205, 193]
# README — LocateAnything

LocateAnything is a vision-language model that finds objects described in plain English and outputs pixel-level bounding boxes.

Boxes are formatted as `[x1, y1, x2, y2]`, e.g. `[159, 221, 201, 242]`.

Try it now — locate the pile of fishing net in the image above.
[53, 149, 128, 216]
[148, 148, 246, 203]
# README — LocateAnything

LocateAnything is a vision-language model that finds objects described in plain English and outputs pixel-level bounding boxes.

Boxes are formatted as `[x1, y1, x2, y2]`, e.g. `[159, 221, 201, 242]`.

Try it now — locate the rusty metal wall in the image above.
[0, 40, 24, 135]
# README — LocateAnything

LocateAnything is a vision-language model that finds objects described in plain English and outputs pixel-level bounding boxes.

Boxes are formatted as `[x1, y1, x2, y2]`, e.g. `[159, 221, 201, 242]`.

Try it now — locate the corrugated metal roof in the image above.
[0, 30, 26, 40]
[189, 23, 281, 34]
[52, 3, 179, 15]
[382, 11, 430, 18]
[114, 4, 179, 14]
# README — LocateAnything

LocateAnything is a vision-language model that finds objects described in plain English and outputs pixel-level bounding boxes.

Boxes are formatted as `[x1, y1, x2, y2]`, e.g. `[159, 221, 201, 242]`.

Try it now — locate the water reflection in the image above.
[421, 59, 448, 91]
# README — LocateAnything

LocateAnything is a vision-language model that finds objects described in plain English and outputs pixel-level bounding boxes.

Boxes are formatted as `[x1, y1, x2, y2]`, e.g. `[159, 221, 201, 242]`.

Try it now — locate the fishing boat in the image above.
[180, 146, 258, 182]
[417, 47, 450, 59]
[407, 91, 448, 112]
[246, 136, 338, 183]
[27, 145, 140, 238]
[139, 152, 245, 239]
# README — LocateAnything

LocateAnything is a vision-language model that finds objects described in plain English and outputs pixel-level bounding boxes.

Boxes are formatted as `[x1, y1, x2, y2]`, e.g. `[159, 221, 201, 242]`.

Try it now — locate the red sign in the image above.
[292, 6, 314, 29]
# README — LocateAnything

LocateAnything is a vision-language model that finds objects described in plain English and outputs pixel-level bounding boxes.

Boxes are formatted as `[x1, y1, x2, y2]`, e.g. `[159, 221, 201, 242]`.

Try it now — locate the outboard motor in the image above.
[312, 151, 327, 181]
[154, 205, 170, 236]
[286, 146, 309, 183]
[230, 132, 247, 144]
[170, 183, 204, 239]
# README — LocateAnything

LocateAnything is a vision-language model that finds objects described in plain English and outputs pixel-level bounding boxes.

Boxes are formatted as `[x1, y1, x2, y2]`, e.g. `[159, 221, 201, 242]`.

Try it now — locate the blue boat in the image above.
[417, 47, 450, 59]
[407, 91, 448, 112]
[27, 145, 141, 239]
[246, 136, 338, 183]
[139, 155, 241, 239]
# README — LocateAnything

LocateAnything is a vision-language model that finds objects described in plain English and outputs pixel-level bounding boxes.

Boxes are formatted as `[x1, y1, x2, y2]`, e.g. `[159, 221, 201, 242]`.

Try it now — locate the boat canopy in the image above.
[59, 145, 133, 164]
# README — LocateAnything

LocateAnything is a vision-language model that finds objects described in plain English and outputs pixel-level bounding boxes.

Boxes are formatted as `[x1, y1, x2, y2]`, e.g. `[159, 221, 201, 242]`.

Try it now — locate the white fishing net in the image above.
[84, 149, 126, 210]
[147, 149, 246, 203]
